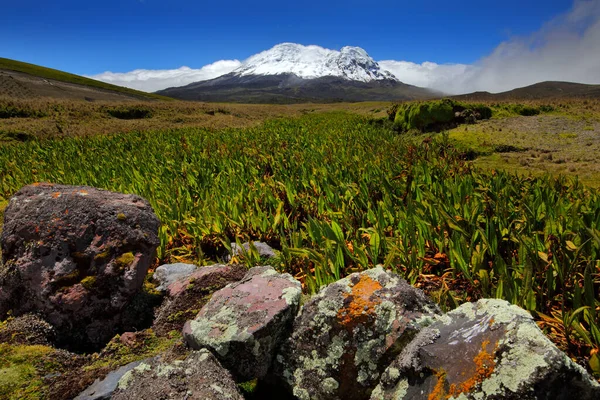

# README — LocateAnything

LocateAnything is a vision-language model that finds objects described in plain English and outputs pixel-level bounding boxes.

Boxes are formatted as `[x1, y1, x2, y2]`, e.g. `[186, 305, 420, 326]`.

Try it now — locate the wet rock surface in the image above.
[74, 358, 150, 400]
[153, 262, 198, 291]
[153, 263, 247, 335]
[372, 299, 600, 400]
[183, 266, 302, 381]
[0, 183, 160, 350]
[276, 266, 441, 400]
[111, 349, 244, 400]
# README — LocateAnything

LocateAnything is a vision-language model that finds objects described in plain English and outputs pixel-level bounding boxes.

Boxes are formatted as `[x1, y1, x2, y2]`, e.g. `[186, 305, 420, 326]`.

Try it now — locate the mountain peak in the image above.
[233, 43, 397, 82]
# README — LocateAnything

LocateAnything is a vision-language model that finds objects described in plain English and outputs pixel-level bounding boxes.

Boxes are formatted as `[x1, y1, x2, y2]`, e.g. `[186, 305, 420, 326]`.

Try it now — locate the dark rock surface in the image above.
[0, 183, 160, 350]
[276, 266, 441, 400]
[183, 266, 302, 381]
[153, 262, 198, 291]
[111, 349, 244, 400]
[153, 263, 247, 335]
[371, 299, 600, 400]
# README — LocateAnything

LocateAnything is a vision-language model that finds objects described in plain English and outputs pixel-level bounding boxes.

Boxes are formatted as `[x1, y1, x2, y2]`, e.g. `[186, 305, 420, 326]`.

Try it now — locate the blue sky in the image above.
[1, 0, 574, 75]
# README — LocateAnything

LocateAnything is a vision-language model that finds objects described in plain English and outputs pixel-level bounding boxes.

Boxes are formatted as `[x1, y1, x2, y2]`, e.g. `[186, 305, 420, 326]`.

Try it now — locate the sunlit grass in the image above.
[0, 111, 599, 376]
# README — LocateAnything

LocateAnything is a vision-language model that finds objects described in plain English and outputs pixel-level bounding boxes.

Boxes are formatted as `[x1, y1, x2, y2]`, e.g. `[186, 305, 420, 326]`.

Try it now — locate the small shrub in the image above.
[0, 131, 35, 142]
[107, 106, 153, 120]
[0, 104, 46, 119]
[494, 144, 524, 153]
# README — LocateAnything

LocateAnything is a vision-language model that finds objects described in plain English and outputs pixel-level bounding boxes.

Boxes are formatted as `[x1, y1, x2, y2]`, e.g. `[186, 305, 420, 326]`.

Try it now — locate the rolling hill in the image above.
[0, 58, 171, 101]
[453, 81, 600, 101]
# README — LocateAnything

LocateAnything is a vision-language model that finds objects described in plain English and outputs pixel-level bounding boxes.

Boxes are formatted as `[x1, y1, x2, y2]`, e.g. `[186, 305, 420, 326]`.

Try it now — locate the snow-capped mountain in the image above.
[232, 43, 397, 82]
[157, 43, 436, 103]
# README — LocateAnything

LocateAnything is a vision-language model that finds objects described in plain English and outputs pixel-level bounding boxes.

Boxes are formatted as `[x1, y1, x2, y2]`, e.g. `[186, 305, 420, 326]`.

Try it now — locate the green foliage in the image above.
[392, 99, 492, 132]
[107, 106, 153, 120]
[0, 112, 598, 367]
[394, 99, 455, 132]
[0, 57, 171, 101]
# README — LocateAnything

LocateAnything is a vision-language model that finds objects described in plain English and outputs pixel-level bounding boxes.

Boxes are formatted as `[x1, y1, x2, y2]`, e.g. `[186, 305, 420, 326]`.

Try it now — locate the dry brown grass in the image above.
[0, 97, 391, 138]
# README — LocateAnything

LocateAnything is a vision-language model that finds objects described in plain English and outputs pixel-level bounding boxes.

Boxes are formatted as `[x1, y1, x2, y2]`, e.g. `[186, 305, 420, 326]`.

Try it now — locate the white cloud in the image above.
[381, 0, 600, 94]
[87, 60, 241, 93]
[379, 61, 472, 93]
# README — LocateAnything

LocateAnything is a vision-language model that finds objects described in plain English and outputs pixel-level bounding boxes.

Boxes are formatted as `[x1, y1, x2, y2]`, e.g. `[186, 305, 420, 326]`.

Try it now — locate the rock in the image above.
[153, 262, 197, 291]
[276, 266, 440, 400]
[227, 241, 277, 261]
[0, 313, 56, 345]
[111, 349, 244, 400]
[183, 266, 302, 381]
[372, 299, 600, 400]
[0, 183, 160, 350]
[74, 359, 151, 400]
[152, 263, 247, 335]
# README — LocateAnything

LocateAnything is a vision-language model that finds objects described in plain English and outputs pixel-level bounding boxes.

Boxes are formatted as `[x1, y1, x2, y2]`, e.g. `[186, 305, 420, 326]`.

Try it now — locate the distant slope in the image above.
[157, 73, 437, 103]
[453, 81, 600, 101]
[0, 57, 171, 101]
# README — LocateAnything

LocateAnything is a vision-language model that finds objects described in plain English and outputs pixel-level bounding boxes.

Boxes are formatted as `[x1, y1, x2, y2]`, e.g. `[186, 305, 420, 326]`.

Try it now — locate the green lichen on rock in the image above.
[80, 276, 96, 290]
[115, 252, 135, 270]
[85, 329, 180, 373]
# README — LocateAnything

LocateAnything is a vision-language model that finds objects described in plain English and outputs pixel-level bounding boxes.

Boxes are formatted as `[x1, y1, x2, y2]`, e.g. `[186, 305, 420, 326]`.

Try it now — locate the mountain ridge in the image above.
[156, 43, 436, 103]
[453, 81, 600, 101]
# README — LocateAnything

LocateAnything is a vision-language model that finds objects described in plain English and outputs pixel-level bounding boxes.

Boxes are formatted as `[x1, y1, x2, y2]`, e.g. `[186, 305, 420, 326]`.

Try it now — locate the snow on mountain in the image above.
[232, 43, 398, 82]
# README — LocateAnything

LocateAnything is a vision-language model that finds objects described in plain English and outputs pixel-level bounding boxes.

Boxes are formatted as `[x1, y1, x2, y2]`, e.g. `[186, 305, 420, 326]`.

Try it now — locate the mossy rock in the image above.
[392, 99, 492, 132]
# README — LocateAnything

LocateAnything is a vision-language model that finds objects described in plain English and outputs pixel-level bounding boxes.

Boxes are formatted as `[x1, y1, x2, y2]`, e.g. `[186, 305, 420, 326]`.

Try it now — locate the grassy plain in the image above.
[0, 97, 599, 393]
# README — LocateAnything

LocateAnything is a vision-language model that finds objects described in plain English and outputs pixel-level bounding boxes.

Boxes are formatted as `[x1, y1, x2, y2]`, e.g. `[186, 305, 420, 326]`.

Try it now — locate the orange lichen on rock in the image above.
[336, 275, 383, 327]
[448, 339, 497, 396]
[428, 369, 449, 400]
[428, 339, 498, 399]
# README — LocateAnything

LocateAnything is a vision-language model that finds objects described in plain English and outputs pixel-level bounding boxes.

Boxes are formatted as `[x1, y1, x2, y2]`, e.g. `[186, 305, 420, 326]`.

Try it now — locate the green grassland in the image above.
[1, 111, 599, 378]
[0, 58, 171, 101]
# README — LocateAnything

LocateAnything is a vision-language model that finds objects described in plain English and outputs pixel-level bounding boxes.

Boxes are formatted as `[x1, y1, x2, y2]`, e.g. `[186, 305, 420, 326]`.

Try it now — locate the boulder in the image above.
[152, 263, 247, 335]
[0, 183, 160, 350]
[153, 262, 197, 291]
[276, 266, 441, 400]
[111, 349, 244, 400]
[227, 241, 277, 261]
[371, 299, 600, 400]
[74, 358, 152, 400]
[183, 266, 302, 381]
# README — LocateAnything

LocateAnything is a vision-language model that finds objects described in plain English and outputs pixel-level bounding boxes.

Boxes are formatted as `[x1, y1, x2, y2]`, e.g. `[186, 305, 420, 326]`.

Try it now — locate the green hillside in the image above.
[0, 57, 172, 101]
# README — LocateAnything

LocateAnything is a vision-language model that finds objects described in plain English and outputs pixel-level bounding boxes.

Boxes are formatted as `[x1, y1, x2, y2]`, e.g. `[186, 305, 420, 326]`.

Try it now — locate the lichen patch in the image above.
[336, 275, 383, 328]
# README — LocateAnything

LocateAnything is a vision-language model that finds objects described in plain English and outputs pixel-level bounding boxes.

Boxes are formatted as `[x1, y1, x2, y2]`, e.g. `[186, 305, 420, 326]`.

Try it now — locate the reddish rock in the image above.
[152, 263, 247, 336]
[0, 183, 160, 350]
[275, 267, 440, 400]
[183, 266, 302, 381]
[372, 299, 600, 400]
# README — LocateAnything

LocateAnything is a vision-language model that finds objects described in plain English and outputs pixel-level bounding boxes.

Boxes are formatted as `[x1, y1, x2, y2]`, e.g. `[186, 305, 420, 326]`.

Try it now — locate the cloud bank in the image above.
[88, 60, 241, 92]
[382, 0, 600, 94]
[89, 0, 600, 94]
